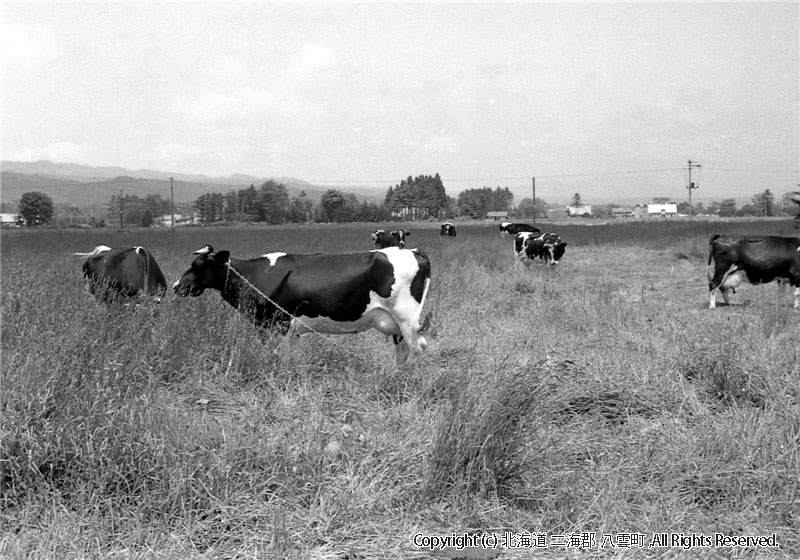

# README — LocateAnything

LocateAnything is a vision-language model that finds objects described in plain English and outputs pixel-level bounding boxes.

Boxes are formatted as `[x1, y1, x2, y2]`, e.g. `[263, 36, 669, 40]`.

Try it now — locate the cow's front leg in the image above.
[392, 335, 411, 365]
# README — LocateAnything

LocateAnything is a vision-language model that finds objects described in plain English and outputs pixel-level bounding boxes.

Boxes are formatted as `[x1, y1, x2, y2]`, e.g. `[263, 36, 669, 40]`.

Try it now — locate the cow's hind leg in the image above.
[709, 263, 743, 308]
[369, 309, 418, 365]
[708, 279, 720, 310]
[707, 260, 723, 309]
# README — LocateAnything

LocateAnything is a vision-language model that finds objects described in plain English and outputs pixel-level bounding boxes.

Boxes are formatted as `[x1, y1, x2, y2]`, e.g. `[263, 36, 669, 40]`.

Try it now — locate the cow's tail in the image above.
[136, 247, 150, 296]
[419, 311, 433, 334]
[708, 234, 722, 266]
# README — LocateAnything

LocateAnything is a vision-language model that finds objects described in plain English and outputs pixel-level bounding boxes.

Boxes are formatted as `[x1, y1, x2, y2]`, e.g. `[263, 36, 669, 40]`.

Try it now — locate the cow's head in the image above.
[173, 245, 231, 296]
[499, 222, 510, 234]
[548, 240, 568, 265]
[391, 229, 410, 248]
[73, 245, 112, 258]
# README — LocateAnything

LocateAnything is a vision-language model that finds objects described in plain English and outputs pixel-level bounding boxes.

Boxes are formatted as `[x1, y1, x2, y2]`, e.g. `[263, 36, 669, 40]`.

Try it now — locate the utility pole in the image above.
[170, 177, 175, 230]
[687, 160, 701, 216]
[119, 189, 124, 229]
[532, 177, 536, 223]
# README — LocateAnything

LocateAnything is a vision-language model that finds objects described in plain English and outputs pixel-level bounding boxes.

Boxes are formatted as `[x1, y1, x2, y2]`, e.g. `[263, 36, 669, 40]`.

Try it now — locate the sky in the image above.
[2, 2, 798, 205]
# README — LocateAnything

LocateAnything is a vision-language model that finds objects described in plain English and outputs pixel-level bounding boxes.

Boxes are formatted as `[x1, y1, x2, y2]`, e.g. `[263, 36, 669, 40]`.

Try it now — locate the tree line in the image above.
[10, 181, 800, 227]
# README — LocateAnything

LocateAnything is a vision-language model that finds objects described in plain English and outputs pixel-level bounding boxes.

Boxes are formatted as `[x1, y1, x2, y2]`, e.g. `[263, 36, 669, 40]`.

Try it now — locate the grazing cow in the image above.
[513, 232, 539, 268]
[514, 232, 567, 267]
[440, 222, 457, 237]
[499, 222, 541, 236]
[525, 232, 568, 265]
[173, 245, 432, 363]
[707, 234, 800, 309]
[372, 229, 410, 248]
[75, 245, 167, 302]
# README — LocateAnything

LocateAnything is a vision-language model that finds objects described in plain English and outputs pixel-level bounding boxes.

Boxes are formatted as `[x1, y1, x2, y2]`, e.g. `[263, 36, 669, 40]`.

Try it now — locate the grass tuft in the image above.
[424, 364, 542, 499]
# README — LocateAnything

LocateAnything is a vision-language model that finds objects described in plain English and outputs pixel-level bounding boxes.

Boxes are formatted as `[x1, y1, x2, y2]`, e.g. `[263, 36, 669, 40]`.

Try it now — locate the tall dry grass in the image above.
[2, 219, 798, 558]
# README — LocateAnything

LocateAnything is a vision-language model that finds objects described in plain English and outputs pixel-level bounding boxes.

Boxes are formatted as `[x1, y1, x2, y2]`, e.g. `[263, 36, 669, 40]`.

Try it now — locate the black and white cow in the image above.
[372, 229, 410, 248]
[75, 245, 167, 302]
[513, 232, 539, 268]
[499, 222, 541, 236]
[525, 232, 568, 265]
[173, 245, 432, 363]
[440, 222, 457, 237]
[707, 234, 800, 309]
[513, 232, 567, 267]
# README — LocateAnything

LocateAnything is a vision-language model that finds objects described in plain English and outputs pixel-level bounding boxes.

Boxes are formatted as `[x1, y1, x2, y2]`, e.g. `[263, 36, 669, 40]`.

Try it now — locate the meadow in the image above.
[2, 218, 799, 559]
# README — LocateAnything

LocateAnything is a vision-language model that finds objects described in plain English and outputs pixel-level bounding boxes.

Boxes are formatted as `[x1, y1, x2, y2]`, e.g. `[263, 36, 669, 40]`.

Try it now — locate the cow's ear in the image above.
[404, 230, 411, 235]
[214, 250, 231, 264]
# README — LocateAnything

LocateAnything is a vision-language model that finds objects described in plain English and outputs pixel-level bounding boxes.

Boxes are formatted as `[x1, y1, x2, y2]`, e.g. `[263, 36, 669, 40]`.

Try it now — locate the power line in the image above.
[703, 167, 799, 173]
[307, 167, 687, 184]
[307, 166, 799, 185]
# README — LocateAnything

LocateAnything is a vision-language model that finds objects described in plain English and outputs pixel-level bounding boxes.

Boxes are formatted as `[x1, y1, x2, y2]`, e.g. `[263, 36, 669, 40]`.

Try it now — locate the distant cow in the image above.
[372, 229, 410, 248]
[707, 234, 800, 309]
[75, 245, 167, 302]
[499, 222, 541, 236]
[440, 222, 457, 237]
[173, 245, 432, 363]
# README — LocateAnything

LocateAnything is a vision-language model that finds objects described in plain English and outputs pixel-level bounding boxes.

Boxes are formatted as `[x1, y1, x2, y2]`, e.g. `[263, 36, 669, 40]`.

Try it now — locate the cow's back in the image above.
[710, 234, 800, 269]
[256, 251, 396, 321]
[84, 247, 167, 299]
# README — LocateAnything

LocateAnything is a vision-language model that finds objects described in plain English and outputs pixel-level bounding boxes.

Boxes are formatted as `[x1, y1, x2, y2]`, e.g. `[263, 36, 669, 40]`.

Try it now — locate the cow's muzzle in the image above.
[173, 281, 203, 297]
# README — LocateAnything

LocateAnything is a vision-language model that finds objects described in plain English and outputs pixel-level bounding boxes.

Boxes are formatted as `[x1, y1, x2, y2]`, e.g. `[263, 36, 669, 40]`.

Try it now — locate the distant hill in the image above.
[0, 161, 384, 206]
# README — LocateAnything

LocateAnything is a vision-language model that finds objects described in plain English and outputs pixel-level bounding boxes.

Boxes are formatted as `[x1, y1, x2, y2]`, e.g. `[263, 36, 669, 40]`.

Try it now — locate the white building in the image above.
[566, 205, 592, 217]
[1, 213, 20, 227]
[646, 204, 678, 217]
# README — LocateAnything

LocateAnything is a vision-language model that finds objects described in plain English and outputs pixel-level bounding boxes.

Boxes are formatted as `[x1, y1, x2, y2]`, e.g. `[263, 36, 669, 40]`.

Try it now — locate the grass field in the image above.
[2, 219, 799, 559]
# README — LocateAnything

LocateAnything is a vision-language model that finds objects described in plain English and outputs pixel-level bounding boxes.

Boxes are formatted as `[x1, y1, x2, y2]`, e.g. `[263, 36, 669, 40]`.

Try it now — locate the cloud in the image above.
[154, 142, 255, 175]
[4, 141, 89, 162]
[174, 44, 336, 124]
[175, 88, 290, 123]
[156, 142, 207, 161]
[1, 20, 57, 66]
[289, 43, 336, 77]
[421, 135, 461, 155]
[207, 57, 248, 80]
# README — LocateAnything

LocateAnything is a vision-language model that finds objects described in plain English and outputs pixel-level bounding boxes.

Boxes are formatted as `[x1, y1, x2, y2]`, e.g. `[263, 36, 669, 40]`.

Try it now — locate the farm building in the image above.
[646, 203, 678, 217]
[611, 207, 635, 218]
[156, 214, 200, 227]
[566, 205, 593, 217]
[486, 211, 509, 221]
[1, 213, 20, 227]
[391, 207, 443, 221]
